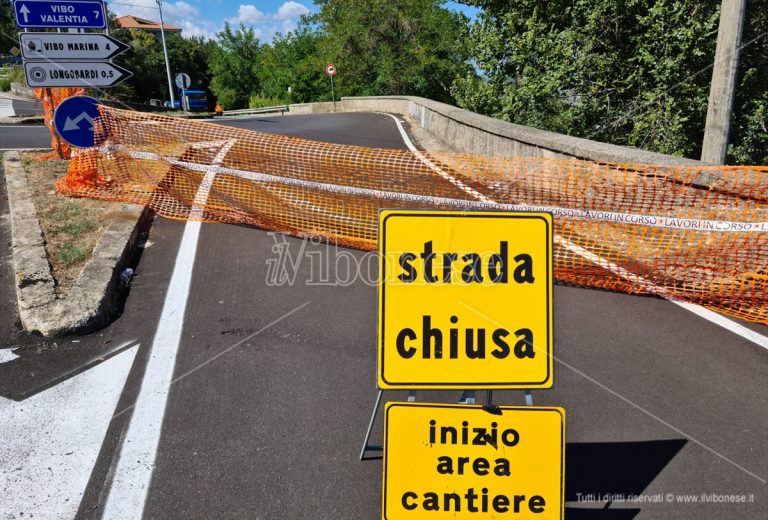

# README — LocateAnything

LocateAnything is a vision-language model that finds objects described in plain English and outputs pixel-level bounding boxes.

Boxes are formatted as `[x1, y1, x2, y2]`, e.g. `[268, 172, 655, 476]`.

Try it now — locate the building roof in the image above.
[116, 15, 181, 32]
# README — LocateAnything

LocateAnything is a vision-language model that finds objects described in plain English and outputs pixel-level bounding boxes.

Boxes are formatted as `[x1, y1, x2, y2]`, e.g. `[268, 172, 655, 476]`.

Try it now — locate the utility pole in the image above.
[701, 0, 747, 164]
[103, 1, 109, 36]
[157, 0, 176, 108]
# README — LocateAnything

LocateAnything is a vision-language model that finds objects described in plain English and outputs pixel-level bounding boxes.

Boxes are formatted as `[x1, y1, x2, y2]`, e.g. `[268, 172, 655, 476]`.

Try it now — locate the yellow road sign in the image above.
[378, 210, 553, 389]
[10, 47, 20, 57]
[383, 403, 564, 519]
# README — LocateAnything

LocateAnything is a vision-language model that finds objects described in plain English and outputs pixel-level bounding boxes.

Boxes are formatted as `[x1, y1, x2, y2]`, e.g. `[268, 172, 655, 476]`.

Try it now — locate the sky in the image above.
[107, 1, 479, 42]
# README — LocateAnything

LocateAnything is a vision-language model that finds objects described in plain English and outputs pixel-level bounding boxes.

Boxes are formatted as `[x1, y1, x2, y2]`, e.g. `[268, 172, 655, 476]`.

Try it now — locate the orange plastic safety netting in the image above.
[56, 106, 768, 324]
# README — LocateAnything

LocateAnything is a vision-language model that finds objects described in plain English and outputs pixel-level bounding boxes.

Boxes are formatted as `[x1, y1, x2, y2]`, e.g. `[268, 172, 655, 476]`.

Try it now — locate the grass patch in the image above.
[50, 202, 84, 220]
[55, 219, 97, 237]
[58, 244, 88, 266]
[19, 152, 118, 294]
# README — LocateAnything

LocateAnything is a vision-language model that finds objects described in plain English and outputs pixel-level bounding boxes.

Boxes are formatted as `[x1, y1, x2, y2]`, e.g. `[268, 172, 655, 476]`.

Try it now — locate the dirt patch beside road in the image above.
[20, 152, 118, 295]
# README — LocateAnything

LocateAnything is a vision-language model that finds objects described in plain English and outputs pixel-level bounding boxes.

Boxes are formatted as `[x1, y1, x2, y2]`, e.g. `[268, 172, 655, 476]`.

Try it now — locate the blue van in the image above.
[164, 89, 208, 111]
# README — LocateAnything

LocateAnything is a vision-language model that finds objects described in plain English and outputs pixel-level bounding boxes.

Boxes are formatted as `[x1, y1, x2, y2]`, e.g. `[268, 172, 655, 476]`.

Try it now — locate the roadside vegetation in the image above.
[19, 153, 115, 294]
[0, 0, 765, 164]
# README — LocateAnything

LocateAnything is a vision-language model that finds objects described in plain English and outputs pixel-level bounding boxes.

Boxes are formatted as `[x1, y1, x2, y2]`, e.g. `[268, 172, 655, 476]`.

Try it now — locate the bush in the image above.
[0, 78, 10, 92]
[8, 65, 25, 86]
[248, 94, 286, 109]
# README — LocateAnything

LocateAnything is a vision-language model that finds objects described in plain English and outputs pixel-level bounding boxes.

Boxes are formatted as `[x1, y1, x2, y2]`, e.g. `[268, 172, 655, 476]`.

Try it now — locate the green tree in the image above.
[110, 27, 163, 102]
[313, 0, 471, 102]
[0, 0, 16, 53]
[208, 23, 264, 109]
[110, 20, 216, 105]
[727, 0, 768, 165]
[257, 21, 328, 104]
[452, 0, 767, 165]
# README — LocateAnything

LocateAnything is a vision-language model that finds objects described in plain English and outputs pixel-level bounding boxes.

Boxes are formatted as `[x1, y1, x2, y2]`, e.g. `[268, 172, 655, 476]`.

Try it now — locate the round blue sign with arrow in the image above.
[53, 95, 104, 148]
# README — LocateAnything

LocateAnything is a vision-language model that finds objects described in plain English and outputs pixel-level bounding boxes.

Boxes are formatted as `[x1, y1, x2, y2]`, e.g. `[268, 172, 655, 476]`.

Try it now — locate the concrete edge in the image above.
[288, 96, 723, 187]
[0, 116, 45, 125]
[3, 151, 151, 336]
[10, 83, 35, 99]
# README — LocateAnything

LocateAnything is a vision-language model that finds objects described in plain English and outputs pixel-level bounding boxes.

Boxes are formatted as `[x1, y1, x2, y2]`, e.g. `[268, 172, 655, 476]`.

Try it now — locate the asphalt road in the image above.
[0, 113, 766, 520]
[0, 94, 44, 118]
[0, 121, 49, 150]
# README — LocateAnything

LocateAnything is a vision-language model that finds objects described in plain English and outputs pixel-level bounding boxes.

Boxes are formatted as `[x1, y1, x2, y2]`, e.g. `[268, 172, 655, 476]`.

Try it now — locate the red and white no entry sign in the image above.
[326, 64, 336, 76]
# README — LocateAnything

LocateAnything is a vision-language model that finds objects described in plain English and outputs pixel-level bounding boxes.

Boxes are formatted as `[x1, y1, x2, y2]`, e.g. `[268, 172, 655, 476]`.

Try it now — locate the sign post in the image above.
[15, 0, 131, 89]
[364, 209, 564, 519]
[325, 63, 336, 111]
[175, 72, 191, 90]
[175, 73, 191, 110]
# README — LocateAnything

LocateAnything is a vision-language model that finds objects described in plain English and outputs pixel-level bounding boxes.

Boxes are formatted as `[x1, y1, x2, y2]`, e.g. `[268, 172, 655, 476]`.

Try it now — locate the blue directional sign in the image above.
[53, 96, 104, 148]
[14, 0, 106, 29]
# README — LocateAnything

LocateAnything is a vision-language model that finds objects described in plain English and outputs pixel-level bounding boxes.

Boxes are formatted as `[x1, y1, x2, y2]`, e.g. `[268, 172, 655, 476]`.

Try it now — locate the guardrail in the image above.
[220, 105, 289, 117]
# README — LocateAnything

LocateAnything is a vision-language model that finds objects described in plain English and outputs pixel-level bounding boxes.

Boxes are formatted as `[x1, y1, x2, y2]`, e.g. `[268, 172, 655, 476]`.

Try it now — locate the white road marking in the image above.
[0, 147, 52, 151]
[0, 345, 139, 520]
[382, 112, 768, 349]
[673, 301, 768, 349]
[101, 140, 232, 520]
[0, 349, 19, 363]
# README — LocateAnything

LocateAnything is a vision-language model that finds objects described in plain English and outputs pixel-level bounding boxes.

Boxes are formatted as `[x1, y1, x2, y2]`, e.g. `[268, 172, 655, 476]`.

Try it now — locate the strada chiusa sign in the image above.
[377, 210, 553, 389]
[383, 403, 564, 519]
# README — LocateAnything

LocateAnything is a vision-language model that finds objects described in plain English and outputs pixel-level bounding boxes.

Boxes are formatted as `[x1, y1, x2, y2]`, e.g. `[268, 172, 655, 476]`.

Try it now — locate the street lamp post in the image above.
[156, 0, 176, 108]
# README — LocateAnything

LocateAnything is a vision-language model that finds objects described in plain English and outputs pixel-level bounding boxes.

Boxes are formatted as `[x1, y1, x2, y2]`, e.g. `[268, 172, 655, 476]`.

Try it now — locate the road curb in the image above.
[0, 116, 45, 125]
[3, 151, 151, 336]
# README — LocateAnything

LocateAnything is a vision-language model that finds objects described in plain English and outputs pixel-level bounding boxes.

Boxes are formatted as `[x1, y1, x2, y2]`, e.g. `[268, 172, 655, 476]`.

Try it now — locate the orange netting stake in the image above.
[58, 106, 768, 324]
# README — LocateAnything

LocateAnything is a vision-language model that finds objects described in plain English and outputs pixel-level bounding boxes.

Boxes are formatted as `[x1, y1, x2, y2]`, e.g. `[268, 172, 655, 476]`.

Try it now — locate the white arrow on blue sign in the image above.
[14, 0, 106, 29]
[53, 95, 105, 148]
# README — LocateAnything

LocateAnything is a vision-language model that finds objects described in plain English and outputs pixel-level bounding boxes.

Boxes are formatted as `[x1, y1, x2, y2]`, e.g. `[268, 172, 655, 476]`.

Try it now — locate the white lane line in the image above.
[673, 301, 768, 349]
[382, 112, 768, 349]
[101, 141, 233, 519]
[0, 344, 139, 520]
[101, 221, 202, 520]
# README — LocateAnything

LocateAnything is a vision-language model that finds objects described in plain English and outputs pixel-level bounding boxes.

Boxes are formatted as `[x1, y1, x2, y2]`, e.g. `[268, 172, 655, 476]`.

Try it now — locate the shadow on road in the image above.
[565, 439, 687, 519]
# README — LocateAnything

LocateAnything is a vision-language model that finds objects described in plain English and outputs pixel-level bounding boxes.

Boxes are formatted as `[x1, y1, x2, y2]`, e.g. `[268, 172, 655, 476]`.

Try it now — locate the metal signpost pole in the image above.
[103, 0, 109, 35]
[330, 74, 335, 111]
[46, 87, 63, 158]
[156, 0, 176, 108]
[325, 64, 336, 111]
